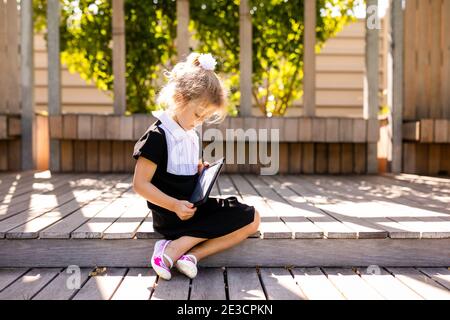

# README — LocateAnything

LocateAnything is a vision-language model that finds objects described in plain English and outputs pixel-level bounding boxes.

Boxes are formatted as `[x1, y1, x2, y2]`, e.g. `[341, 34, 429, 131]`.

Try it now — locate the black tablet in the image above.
[189, 157, 225, 207]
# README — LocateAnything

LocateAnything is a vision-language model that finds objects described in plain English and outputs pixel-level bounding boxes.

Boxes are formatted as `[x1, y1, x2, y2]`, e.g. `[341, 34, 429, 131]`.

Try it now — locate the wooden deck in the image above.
[0, 266, 449, 300]
[0, 172, 449, 267]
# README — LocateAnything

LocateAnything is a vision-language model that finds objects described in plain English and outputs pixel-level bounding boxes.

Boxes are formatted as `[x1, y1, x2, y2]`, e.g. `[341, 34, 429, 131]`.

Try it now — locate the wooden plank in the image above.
[3, 175, 121, 239]
[430, 0, 442, 118]
[86, 141, 99, 172]
[111, 141, 125, 172]
[0, 142, 8, 170]
[251, 175, 324, 239]
[63, 114, 78, 139]
[270, 175, 358, 239]
[416, 0, 430, 119]
[278, 143, 289, 174]
[123, 141, 135, 172]
[103, 196, 149, 239]
[227, 174, 291, 239]
[303, 0, 316, 117]
[259, 268, 306, 300]
[284, 118, 298, 142]
[77, 115, 92, 140]
[0, 116, 7, 139]
[0, 174, 85, 222]
[73, 267, 127, 300]
[33, 267, 92, 300]
[434, 120, 449, 143]
[340, 143, 353, 174]
[1, 238, 450, 268]
[49, 115, 63, 139]
[298, 118, 312, 142]
[60, 140, 73, 172]
[312, 118, 326, 142]
[0, 268, 29, 292]
[428, 144, 441, 175]
[98, 141, 112, 172]
[0, 268, 61, 300]
[291, 267, 345, 300]
[112, 0, 126, 115]
[340, 175, 450, 239]
[119, 116, 133, 140]
[299, 176, 391, 239]
[176, 0, 190, 60]
[0, 0, 6, 113]
[386, 267, 450, 300]
[227, 268, 265, 300]
[150, 272, 190, 300]
[239, 0, 252, 116]
[420, 119, 434, 143]
[190, 268, 226, 300]
[301, 143, 314, 174]
[443, 0, 450, 119]
[328, 144, 341, 174]
[106, 115, 121, 140]
[353, 143, 366, 174]
[352, 119, 367, 142]
[364, 0, 380, 122]
[71, 188, 138, 239]
[418, 268, 450, 291]
[8, 116, 21, 137]
[402, 121, 420, 141]
[323, 268, 383, 300]
[357, 267, 423, 300]
[39, 176, 131, 238]
[403, 143, 417, 173]
[133, 114, 152, 140]
[7, 139, 21, 171]
[73, 140, 86, 172]
[403, 0, 417, 120]
[415, 143, 429, 174]
[91, 115, 107, 139]
[314, 143, 328, 174]
[339, 118, 353, 142]
[20, 0, 35, 170]
[325, 118, 339, 142]
[288, 143, 301, 174]
[111, 268, 157, 300]
[441, 144, 450, 175]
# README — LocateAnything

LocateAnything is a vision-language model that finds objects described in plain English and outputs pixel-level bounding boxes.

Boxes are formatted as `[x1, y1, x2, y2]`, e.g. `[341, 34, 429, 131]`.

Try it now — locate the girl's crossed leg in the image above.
[163, 209, 260, 265]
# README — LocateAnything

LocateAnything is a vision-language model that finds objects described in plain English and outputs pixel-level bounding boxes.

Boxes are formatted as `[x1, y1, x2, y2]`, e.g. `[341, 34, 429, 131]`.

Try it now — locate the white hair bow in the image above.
[198, 53, 217, 71]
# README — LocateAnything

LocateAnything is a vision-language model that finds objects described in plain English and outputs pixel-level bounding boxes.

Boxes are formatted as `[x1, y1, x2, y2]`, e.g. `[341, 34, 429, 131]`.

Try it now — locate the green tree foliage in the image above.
[34, 0, 359, 115]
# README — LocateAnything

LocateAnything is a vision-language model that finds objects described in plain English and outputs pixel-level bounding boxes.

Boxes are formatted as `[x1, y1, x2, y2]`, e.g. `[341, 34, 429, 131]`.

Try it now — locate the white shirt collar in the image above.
[152, 110, 198, 141]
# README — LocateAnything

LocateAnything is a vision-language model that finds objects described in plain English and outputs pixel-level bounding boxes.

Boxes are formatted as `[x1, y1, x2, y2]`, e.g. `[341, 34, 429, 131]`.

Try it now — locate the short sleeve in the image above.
[133, 128, 165, 166]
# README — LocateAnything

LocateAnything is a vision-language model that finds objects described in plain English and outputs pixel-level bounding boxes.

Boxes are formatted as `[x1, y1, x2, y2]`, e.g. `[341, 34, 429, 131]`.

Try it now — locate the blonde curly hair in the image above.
[156, 52, 228, 124]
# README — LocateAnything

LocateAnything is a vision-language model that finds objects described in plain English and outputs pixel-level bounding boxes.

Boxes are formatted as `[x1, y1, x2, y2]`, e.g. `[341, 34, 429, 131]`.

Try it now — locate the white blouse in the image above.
[152, 110, 200, 176]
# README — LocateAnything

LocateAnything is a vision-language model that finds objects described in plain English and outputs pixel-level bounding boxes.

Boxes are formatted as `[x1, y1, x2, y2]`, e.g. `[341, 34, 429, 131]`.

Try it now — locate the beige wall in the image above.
[34, 19, 387, 118]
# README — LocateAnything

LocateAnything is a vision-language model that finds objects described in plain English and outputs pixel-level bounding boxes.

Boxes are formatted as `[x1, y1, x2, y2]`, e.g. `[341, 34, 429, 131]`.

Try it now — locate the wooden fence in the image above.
[45, 114, 378, 174]
[0, 0, 21, 171]
[402, 0, 450, 175]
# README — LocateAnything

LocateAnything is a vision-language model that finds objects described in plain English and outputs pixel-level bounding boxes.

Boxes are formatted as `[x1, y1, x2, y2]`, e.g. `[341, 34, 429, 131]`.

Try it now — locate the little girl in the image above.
[132, 53, 260, 281]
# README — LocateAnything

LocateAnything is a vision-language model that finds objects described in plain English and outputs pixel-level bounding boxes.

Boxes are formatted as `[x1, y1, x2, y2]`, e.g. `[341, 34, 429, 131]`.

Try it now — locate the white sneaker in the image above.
[175, 254, 198, 279]
[150, 240, 173, 281]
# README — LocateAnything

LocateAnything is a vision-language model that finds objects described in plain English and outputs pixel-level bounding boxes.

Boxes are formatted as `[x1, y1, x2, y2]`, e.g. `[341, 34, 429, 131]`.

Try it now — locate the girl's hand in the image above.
[198, 161, 210, 174]
[173, 200, 197, 220]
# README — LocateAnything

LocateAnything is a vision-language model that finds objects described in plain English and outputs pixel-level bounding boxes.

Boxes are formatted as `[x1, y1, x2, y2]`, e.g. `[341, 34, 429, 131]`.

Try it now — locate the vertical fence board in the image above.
[99, 141, 112, 172]
[328, 144, 341, 174]
[112, 141, 125, 172]
[315, 143, 328, 174]
[60, 140, 73, 172]
[73, 140, 87, 172]
[86, 141, 99, 172]
[404, 0, 417, 120]
[6, 0, 20, 114]
[0, 1, 7, 113]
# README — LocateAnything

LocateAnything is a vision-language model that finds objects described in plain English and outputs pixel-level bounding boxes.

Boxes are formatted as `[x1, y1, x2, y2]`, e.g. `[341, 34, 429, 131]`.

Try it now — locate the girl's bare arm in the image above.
[132, 157, 196, 220]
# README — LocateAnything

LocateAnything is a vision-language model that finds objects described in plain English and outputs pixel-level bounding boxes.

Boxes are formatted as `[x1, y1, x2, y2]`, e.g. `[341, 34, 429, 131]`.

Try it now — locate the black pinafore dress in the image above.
[133, 120, 255, 240]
